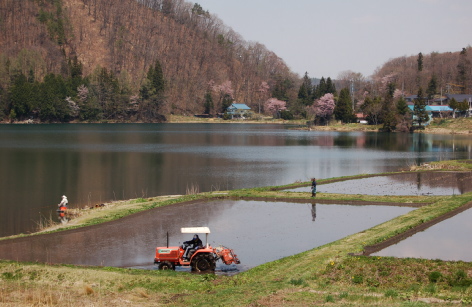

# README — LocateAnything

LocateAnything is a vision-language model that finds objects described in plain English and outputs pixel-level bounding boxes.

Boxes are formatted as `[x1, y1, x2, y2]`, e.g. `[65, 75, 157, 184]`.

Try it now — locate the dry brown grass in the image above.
[0, 262, 166, 306]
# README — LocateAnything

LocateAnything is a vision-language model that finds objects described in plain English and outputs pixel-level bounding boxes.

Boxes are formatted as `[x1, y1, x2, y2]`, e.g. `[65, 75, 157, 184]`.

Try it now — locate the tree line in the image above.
[278, 47, 472, 132]
[3, 56, 167, 122]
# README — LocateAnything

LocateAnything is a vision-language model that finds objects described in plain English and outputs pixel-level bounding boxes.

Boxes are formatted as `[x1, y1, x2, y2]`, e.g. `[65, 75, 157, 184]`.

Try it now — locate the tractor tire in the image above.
[158, 261, 175, 270]
[191, 254, 216, 272]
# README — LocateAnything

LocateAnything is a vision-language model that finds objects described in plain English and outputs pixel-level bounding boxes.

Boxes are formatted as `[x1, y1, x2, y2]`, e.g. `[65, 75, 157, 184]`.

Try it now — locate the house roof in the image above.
[229, 103, 251, 110]
[428, 105, 453, 112]
[408, 105, 434, 111]
[445, 94, 472, 102]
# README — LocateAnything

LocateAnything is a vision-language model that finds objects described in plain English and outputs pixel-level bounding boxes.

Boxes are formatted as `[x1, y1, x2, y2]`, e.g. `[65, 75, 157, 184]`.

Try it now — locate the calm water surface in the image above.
[0, 124, 471, 237]
[289, 172, 472, 196]
[0, 200, 415, 273]
[372, 207, 472, 262]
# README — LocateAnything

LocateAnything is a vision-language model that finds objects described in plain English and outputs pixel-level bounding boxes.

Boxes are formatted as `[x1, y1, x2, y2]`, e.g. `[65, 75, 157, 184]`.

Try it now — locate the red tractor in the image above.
[154, 227, 240, 272]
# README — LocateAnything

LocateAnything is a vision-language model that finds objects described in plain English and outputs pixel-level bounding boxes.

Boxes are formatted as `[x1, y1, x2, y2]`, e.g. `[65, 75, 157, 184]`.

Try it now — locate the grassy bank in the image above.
[1, 166, 472, 306]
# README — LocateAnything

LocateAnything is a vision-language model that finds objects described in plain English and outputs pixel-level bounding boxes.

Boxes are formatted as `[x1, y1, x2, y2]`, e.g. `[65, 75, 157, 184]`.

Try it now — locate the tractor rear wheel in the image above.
[191, 254, 216, 272]
[158, 261, 175, 270]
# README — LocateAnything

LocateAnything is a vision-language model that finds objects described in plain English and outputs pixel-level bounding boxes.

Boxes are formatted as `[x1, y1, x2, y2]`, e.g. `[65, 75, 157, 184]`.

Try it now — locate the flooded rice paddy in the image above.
[289, 172, 472, 196]
[371, 206, 472, 262]
[0, 199, 414, 274]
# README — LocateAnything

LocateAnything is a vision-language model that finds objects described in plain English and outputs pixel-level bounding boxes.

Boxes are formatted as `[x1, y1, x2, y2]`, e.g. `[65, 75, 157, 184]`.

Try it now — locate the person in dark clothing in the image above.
[183, 234, 203, 259]
[311, 178, 317, 197]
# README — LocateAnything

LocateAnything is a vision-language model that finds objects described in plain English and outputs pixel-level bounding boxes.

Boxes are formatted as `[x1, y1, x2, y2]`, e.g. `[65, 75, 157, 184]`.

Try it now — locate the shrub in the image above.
[280, 110, 294, 120]
[448, 270, 472, 287]
[428, 271, 442, 283]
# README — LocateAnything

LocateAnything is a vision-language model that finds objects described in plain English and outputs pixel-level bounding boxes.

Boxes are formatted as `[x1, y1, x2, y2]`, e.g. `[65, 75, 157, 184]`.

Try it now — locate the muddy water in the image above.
[372, 207, 472, 262]
[0, 199, 414, 273]
[289, 172, 472, 196]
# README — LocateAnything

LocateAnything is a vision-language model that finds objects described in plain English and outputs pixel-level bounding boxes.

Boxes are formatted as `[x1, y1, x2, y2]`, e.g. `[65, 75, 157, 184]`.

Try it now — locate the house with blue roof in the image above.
[408, 105, 433, 126]
[226, 103, 252, 119]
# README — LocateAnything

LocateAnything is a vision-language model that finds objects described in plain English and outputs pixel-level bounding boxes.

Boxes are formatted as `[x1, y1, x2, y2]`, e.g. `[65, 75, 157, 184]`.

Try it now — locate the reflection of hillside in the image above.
[389, 172, 472, 194]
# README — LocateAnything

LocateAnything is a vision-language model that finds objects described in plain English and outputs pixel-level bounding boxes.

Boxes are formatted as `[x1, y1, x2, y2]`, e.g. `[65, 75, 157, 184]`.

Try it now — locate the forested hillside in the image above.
[0, 0, 297, 122]
[372, 48, 472, 96]
[348, 48, 472, 132]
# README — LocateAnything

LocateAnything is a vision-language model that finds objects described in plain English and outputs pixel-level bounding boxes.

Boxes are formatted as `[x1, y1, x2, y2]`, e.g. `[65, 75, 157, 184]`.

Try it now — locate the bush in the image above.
[448, 270, 472, 287]
[280, 110, 294, 120]
[428, 271, 442, 283]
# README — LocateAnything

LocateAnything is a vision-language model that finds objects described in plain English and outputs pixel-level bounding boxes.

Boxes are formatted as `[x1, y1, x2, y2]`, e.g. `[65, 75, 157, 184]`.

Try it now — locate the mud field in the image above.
[0, 199, 414, 274]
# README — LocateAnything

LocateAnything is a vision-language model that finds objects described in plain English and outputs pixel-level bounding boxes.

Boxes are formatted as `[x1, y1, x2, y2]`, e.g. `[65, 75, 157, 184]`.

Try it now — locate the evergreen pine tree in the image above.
[449, 97, 458, 118]
[203, 90, 213, 114]
[314, 77, 326, 99]
[140, 59, 166, 121]
[9, 73, 36, 120]
[297, 72, 313, 106]
[396, 97, 409, 116]
[333, 88, 354, 123]
[413, 87, 429, 129]
[272, 76, 293, 102]
[326, 77, 336, 95]
[426, 75, 437, 101]
[417, 52, 423, 72]
[457, 48, 470, 93]
[458, 99, 469, 116]
[381, 82, 397, 132]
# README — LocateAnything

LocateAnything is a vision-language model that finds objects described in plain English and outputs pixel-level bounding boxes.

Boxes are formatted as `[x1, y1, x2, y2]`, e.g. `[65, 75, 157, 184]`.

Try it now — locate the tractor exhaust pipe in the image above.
[166, 231, 169, 248]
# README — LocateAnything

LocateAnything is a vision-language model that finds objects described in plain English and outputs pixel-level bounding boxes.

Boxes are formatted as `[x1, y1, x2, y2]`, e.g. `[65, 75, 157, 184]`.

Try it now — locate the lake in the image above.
[0, 124, 471, 237]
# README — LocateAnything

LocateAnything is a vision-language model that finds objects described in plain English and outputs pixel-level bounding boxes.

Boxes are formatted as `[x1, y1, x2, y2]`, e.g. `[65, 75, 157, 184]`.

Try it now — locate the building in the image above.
[445, 94, 472, 116]
[408, 105, 433, 126]
[226, 103, 252, 119]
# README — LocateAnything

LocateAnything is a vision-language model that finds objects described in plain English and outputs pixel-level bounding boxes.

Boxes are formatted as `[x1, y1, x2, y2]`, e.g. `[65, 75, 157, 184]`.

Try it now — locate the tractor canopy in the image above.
[181, 226, 210, 247]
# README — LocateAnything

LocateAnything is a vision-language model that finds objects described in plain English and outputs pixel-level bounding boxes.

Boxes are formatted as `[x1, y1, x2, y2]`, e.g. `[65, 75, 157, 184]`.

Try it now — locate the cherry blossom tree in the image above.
[210, 80, 234, 113]
[65, 97, 80, 118]
[312, 93, 335, 124]
[256, 81, 270, 113]
[264, 98, 286, 118]
[77, 84, 89, 103]
[393, 89, 404, 100]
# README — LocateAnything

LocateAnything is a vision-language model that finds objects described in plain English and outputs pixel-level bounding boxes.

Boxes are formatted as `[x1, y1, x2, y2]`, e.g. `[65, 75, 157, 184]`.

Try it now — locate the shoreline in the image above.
[2, 115, 471, 135]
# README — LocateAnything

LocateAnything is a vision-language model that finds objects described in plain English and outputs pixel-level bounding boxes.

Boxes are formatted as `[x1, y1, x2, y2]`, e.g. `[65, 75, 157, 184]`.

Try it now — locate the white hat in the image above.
[62, 195, 67, 198]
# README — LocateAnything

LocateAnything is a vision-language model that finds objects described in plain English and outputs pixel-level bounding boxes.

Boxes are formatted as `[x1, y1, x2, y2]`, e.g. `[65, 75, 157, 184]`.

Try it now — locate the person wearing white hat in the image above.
[58, 195, 68, 208]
